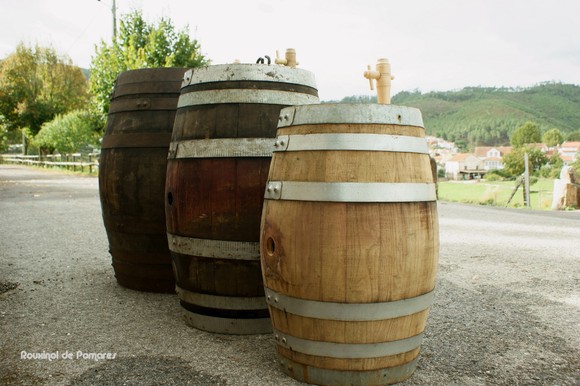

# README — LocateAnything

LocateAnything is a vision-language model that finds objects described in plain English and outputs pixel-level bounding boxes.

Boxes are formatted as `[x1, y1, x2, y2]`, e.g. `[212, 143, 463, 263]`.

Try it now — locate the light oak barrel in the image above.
[165, 64, 319, 334]
[260, 104, 439, 384]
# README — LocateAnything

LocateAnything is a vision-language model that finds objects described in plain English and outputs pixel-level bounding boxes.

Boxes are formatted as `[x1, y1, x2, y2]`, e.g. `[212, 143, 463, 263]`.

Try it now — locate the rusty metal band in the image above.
[111, 83, 182, 99]
[277, 104, 424, 128]
[110, 250, 169, 265]
[264, 181, 437, 202]
[167, 234, 260, 261]
[273, 329, 424, 359]
[177, 89, 319, 108]
[277, 355, 419, 384]
[182, 64, 317, 88]
[176, 286, 267, 310]
[182, 310, 272, 335]
[264, 288, 434, 321]
[101, 132, 172, 149]
[108, 97, 179, 113]
[168, 138, 275, 159]
[272, 133, 429, 154]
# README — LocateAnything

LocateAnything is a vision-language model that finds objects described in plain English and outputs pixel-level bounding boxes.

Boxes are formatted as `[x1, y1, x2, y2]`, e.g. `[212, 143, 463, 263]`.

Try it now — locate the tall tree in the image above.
[566, 130, 580, 141]
[0, 43, 88, 136]
[90, 10, 209, 115]
[542, 128, 564, 147]
[510, 121, 542, 148]
[502, 146, 548, 176]
[572, 154, 580, 176]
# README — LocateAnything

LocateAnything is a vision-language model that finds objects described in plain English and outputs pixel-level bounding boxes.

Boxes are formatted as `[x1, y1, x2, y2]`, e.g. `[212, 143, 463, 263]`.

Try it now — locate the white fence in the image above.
[1, 154, 99, 173]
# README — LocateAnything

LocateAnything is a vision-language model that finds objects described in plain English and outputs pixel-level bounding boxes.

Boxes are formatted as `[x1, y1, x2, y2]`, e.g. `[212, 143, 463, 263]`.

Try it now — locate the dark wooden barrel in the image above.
[99, 67, 186, 293]
[165, 64, 319, 334]
[260, 104, 439, 384]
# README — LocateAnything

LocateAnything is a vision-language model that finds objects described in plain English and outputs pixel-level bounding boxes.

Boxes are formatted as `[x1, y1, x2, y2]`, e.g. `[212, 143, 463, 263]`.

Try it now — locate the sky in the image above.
[1, 0, 579, 101]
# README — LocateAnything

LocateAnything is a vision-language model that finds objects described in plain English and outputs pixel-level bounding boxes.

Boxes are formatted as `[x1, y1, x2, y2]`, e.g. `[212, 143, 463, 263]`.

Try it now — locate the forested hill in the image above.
[333, 82, 580, 149]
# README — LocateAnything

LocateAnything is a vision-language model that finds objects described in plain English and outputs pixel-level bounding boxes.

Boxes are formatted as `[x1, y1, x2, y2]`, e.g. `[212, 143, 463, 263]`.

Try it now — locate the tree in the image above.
[566, 130, 580, 141]
[33, 110, 101, 155]
[90, 10, 209, 115]
[542, 128, 564, 147]
[0, 115, 9, 152]
[540, 152, 564, 178]
[502, 146, 548, 176]
[572, 153, 580, 176]
[510, 121, 542, 148]
[0, 43, 88, 137]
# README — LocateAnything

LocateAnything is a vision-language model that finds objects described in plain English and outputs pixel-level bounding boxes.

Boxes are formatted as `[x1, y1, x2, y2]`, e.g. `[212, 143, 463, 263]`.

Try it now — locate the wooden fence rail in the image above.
[1, 154, 99, 173]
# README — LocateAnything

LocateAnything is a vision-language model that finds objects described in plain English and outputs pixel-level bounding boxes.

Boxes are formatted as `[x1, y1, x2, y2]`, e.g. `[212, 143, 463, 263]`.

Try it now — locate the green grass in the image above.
[438, 178, 555, 210]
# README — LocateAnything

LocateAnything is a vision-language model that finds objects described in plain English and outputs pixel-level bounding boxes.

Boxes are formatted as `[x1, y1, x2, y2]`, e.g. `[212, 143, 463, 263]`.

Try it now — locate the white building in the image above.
[445, 153, 485, 180]
[473, 146, 513, 170]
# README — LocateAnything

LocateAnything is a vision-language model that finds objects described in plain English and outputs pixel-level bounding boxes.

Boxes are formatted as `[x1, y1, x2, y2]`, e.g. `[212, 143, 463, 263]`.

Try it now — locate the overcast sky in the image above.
[1, 0, 579, 101]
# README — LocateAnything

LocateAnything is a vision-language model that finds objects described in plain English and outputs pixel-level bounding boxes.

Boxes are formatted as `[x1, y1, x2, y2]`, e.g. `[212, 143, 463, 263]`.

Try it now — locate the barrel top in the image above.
[182, 64, 317, 89]
[277, 104, 424, 128]
[115, 67, 188, 84]
[111, 68, 188, 99]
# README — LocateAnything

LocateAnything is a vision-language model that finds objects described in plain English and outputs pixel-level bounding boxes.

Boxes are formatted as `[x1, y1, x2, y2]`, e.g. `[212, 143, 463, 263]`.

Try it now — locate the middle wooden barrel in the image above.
[165, 63, 319, 334]
[260, 104, 439, 384]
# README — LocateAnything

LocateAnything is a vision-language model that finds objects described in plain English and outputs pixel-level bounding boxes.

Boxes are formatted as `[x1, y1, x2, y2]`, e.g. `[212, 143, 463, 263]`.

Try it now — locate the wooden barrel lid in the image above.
[181, 63, 317, 89]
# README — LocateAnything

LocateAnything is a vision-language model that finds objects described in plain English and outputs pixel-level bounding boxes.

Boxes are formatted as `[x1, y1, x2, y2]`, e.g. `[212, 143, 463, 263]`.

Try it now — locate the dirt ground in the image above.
[0, 164, 578, 385]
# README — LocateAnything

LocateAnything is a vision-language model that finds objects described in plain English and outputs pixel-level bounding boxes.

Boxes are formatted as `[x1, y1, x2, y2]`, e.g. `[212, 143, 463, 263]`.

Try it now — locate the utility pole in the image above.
[98, 0, 117, 38]
[524, 152, 530, 208]
[111, 0, 117, 39]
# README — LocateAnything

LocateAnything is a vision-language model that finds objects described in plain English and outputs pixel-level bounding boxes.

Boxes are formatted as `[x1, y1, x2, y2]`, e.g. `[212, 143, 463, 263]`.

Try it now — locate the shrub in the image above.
[484, 171, 504, 181]
[33, 110, 100, 155]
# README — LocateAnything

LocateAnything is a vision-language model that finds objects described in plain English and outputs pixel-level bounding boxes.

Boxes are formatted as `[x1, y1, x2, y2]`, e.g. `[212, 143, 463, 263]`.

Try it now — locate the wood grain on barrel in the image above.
[260, 104, 438, 382]
[166, 64, 319, 334]
[99, 67, 186, 293]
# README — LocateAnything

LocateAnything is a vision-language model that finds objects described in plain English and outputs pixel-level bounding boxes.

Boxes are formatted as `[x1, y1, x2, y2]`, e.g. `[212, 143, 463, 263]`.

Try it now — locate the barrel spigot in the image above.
[275, 48, 299, 68]
[363, 58, 394, 104]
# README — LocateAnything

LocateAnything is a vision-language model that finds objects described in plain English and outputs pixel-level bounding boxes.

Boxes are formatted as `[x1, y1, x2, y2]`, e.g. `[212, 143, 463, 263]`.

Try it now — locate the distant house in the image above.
[426, 136, 458, 154]
[445, 153, 485, 180]
[559, 141, 580, 164]
[473, 146, 513, 170]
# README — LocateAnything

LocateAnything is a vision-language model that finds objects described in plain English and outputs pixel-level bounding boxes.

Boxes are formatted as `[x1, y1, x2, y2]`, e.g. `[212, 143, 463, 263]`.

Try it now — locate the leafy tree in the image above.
[454, 139, 468, 152]
[539, 152, 564, 178]
[0, 43, 88, 137]
[510, 121, 542, 148]
[90, 10, 209, 115]
[33, 110, 101, 155]
[502, 146, 548, 176]
[0, 115, 8, 152]
[542, 128, 564, 147]
[566, 130, 580, 141]
[572, 154, 580, 176]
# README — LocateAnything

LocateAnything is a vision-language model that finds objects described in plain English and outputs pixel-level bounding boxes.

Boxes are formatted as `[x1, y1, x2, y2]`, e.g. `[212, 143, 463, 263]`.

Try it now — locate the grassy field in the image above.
[438, 178, 555, 210]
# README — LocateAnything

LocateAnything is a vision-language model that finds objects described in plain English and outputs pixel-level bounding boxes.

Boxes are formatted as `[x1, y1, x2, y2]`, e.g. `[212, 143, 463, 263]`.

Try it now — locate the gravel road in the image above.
[0, 164, 579, 385]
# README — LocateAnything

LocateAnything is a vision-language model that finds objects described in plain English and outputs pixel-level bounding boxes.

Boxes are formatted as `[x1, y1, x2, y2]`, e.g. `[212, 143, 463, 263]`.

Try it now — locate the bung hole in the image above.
[266, 237, 276, 256]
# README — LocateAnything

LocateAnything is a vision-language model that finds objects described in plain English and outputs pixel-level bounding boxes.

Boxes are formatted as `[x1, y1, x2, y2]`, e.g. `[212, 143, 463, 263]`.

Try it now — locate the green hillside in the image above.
[334, 82, 580, 150]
